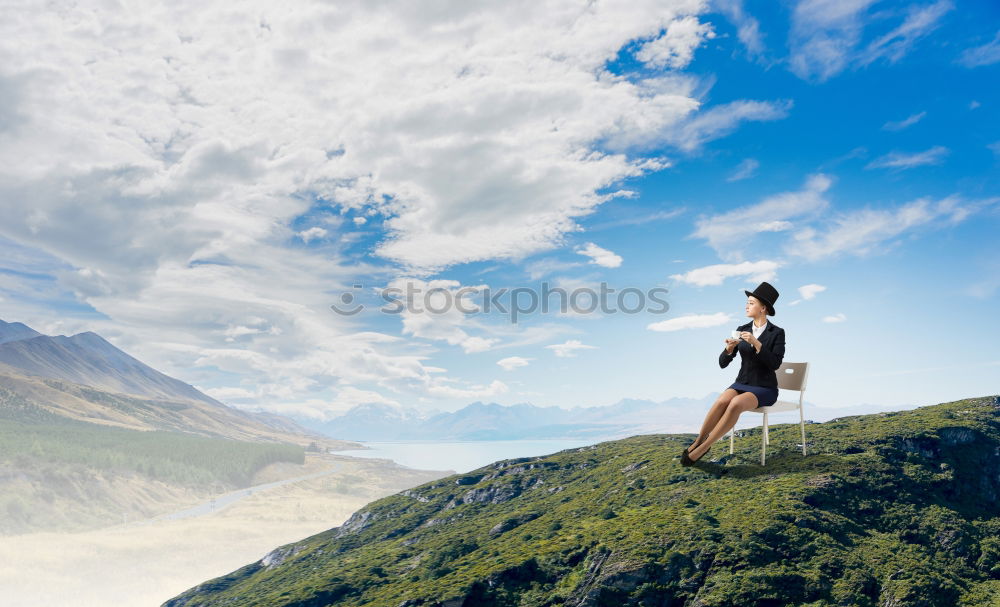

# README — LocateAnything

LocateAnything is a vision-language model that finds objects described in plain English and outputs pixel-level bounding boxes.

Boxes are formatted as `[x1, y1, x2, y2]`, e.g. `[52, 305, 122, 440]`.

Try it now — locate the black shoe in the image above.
[680, 449, 694, 466]
[684, 446, 711, 466]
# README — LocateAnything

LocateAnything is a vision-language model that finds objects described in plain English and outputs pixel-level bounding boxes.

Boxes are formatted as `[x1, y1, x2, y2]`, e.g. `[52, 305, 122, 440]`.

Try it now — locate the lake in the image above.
[329, 439, 596, 473]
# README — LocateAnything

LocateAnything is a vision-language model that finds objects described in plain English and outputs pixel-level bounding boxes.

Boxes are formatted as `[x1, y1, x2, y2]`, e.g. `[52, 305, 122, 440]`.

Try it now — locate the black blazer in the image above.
[719, 320, 786, 389]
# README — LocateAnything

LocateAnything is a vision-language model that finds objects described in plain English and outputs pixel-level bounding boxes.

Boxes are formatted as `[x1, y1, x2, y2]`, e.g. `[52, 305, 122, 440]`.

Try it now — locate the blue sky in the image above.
[0, 0, 997, 420]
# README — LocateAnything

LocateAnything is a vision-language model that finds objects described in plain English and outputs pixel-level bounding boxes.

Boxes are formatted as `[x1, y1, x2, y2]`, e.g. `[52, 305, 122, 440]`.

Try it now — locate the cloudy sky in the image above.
[1, 0, 997, 421]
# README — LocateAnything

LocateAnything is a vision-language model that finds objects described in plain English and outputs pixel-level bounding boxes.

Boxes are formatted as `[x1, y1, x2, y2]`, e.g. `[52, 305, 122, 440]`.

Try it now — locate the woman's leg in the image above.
[687, 389, 739, 451]
[688, 392, 759, 461]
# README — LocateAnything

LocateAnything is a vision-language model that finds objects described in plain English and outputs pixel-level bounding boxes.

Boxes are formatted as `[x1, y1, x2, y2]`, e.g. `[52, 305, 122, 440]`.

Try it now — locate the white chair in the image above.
[728, 362, 810, 465]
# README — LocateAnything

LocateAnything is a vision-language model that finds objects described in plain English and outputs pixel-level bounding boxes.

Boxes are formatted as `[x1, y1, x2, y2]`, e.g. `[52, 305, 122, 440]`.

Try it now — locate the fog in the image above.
[0, 454, 448, 607]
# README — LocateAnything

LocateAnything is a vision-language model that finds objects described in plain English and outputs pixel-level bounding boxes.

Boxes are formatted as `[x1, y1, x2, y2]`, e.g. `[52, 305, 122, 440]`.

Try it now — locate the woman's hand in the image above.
[724, 338, 739, 354]
[739, 331, 761, 351]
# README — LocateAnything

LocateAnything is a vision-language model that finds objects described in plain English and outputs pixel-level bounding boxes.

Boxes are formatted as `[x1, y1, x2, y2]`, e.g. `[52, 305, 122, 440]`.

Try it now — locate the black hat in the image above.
[745, 281, 779, 316]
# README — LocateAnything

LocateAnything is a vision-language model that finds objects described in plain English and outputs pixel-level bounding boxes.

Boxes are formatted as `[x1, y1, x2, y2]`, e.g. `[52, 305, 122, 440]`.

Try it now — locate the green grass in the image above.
[165, 395, 1000, 607]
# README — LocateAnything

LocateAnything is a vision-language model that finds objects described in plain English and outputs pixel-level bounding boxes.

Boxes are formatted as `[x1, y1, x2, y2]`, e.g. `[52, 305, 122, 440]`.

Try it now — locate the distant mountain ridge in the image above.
[298, 396, 722, 441]
[0, 318, 347, 448]
[299, 395, 909, 443]
[0, 320, 221, 406]
[0, 319, 42, 344]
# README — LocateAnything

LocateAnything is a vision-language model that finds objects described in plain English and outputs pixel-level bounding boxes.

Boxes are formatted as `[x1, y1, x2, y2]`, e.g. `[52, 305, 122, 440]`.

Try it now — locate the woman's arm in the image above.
[719, 340, 738, 368]
[752, 328, 785, 371]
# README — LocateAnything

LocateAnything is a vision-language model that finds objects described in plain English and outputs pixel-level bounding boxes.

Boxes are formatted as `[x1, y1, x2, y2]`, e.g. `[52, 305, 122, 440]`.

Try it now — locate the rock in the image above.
[488, 511, 540, 537]
[444, 475, 546, 509]
[399, 489, 430, 502]
[940, 427, 976, 445]
[260, 545, 302, 569]
[335, 509, 373, 538]
[900, 437, 938, 459]
[481, 460, 558, 482]
[621, 459, 649, 472]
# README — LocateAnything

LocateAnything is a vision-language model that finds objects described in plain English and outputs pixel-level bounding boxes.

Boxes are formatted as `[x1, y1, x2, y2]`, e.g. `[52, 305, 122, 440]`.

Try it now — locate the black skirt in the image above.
[728, 382, 779, 407]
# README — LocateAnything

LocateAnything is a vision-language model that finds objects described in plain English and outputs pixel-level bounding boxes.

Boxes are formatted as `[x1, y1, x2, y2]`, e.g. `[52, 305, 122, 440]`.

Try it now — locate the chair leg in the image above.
[799, 406, 807, 456]
[729, 428, 735, 454]
[761, 431, 766, 466]
[764, 411, 769, 445]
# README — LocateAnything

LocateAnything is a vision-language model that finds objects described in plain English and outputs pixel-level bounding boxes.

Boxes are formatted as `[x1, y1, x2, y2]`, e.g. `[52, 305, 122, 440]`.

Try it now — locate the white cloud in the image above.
[859, 1, 953, 67]
[726, 158, 759, 182]
[788, 283, 826, 305]
[545, 339, 598, 357]
[664, 99, 792, 152]
[865, 146, 949, 170]
[585, 208, 685, 231]
[647, 312, 731, 332]
[788, 0, 880, 81]
[958, 30, 1000, 68]
[757, 220, 794, 232]
[691, 173, 832, 261]
[576, 242, 623, 268]
[423, 378, 509, 400]
[881, 111, 926, 131]
[788, 0, 950, 82]
[670, 260, 781, 287]
[497, 356, 532, 371]
[786, 195, 989, 261]
[385, 277, 579, 352]
[714, 0, 767, 59]
[799, 283, 827, 299]
[0, 0, 783, 413]
[283, 387, 403, 421]
[635, 15, 716, 69]
[297, 227, 328, 243]
[523, 258, 583, 280]
[590, 75, 791, 154]
[222, 324, 266, 341]
[388, 277, 500, 354]
[822, 313, 847, 323]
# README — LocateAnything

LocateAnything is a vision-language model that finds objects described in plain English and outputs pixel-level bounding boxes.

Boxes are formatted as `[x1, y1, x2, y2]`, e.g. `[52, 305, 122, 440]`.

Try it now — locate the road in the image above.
[128, 461, 344, 526]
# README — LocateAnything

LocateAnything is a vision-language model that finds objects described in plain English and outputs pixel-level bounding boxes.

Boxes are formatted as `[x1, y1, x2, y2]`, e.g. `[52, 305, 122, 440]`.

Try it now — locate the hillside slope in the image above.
[164, 395, 1000, 607]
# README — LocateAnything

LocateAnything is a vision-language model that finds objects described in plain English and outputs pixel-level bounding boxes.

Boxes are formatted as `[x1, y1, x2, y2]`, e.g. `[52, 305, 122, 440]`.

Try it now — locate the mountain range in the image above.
[296, 398, 717, 441]
[297, 396, 905, 443]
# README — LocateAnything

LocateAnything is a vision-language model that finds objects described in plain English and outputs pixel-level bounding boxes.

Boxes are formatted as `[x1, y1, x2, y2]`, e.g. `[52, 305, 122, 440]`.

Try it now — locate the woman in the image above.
[681, 281, 786, 466]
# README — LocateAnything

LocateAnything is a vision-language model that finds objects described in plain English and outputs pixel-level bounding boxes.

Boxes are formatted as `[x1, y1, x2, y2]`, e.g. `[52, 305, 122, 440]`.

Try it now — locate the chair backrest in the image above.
[777, 362, 809, 391]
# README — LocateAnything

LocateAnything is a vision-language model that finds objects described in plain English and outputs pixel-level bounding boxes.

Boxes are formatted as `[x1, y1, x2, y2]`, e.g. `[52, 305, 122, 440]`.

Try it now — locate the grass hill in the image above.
[163, 395, 1000, 607]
